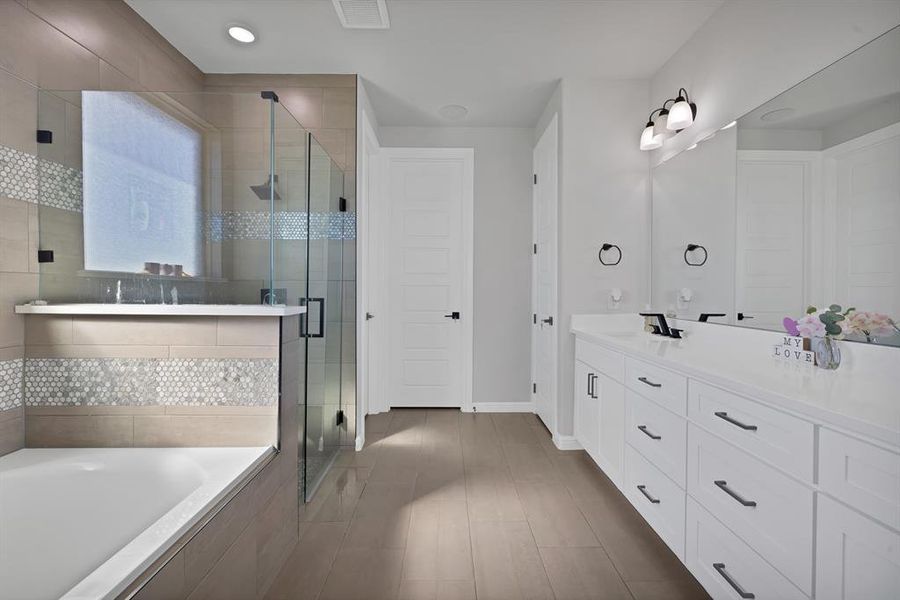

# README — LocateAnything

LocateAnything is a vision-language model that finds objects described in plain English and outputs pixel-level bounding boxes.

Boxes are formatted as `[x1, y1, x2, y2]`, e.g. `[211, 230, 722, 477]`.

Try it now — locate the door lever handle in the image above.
[444, 311, 460, 320]
[541, 316, 554, 326]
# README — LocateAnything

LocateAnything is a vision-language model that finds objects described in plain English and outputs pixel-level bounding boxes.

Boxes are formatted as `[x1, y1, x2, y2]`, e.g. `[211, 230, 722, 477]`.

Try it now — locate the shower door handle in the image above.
[300, 297, 325, 338]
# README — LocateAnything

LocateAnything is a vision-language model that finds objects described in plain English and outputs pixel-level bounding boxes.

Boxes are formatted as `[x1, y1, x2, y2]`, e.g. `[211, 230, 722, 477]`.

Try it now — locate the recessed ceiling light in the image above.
[228, 25, 256, 44]
[760, 108, 795, 122]
[439, 104, 468, 121]
[720, 120, 737, 130]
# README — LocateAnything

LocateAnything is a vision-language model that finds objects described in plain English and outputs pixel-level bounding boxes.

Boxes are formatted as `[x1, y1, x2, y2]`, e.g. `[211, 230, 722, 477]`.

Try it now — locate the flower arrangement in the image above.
[783, 305, 852, 339]
[840, 310, 898, 342]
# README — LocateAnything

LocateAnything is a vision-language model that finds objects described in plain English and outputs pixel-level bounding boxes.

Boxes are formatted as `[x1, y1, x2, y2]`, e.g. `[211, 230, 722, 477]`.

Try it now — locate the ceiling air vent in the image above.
[331, 0, 390, 29]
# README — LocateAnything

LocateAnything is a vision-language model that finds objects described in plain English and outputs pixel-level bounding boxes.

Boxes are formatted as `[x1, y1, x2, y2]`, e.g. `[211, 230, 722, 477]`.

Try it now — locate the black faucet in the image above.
[699, 313, 726, 322]
[639, 313, 683, 339]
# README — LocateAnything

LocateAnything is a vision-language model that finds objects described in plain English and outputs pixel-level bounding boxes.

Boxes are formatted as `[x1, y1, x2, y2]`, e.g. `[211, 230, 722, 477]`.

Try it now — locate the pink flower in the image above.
[795, 313, 826, 338]
[843, 311, 896, 337]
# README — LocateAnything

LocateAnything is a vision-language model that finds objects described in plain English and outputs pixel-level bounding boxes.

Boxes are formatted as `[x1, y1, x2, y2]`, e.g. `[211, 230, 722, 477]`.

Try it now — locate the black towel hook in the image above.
[599, 243, 622, 266]
[684, 243, 708, 266]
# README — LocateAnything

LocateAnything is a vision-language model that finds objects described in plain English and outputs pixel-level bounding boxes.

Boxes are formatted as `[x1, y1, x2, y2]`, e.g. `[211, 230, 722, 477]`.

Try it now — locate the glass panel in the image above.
[302, 135, 345, 499]
[35, 90, 275, 305]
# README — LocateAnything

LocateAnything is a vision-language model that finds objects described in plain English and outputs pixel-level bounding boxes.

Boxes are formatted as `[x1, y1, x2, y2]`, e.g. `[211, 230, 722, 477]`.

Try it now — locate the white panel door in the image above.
[384, 148, 473, 408]
[735, 152, 815, 329]
[532, 116, 558, 432]
[829, 128, 900, 318]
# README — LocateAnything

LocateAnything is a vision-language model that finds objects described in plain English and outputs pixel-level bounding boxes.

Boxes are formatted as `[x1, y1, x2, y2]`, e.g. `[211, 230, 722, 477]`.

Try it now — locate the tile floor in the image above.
[265, 409, 710, 600]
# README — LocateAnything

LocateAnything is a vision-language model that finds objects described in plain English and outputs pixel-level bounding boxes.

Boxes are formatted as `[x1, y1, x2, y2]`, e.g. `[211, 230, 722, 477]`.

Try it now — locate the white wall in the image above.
[378, 126, 535, 407]
[650, 0, 900, 163]
[554, 78, 652, 437]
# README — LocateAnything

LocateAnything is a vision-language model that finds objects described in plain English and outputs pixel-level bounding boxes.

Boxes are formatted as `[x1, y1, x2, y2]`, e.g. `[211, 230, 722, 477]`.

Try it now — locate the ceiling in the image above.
[740, 25, 900, 131]
[126, 0, 723, 128]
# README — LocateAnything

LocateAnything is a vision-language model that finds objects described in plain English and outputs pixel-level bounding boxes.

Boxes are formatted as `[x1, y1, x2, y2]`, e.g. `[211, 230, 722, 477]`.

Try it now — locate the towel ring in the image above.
[684, 243, 708, 267]
[599, 243, 622, 266]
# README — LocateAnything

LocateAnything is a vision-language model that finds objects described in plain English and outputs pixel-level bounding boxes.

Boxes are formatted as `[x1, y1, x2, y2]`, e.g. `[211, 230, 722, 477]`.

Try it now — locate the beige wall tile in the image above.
[0, 345, 23, 361]
[216, 317, 280, 346]
[28, 0, 141, 81]
[99, 59, 141, 91]
[279, 87, 324, 130]
[132, 551, 186, 600]
[34, 12, 100, 90]
[184, 483, 254, 591]
[0, 408, 24, 456]
[25, 414, 134, 447]
[0, 2, 41, 84]
[133, 415, 277, 447]
[309, 129, 347, 171]
[24, 315, 73, 344]
[255, 479, 299, 595]
[25, 343, 168, 358]
[0, 272, 38, 348]
[26, 405, 165, 416]
[169, 345, 278, 359]
[281, 315, 300, 343]
[0, 69, 37, 154]
[323, 87, 356, 129]
[185, 519, 258, 600]
[72, 316, 217, 346]
[204, 74, 356, 89]
[164, 406, 277, 416]
[137, 33, 201, 93]
[0, 197, 30, 273]
[27, 203, 38, 273]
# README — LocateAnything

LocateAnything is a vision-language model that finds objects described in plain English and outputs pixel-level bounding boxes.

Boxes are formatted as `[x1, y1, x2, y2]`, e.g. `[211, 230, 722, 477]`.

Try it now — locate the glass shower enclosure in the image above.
[33, 88, 353, 500]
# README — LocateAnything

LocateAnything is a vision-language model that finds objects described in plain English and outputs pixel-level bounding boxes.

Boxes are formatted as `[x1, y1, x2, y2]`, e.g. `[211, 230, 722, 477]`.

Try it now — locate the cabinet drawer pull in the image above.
[637, 425, 661, 440]
[713, 563, 755, 599]
[636, 484, 660, 504]
[714, 480, 757, 507]
[637, 376, 662, 388]
[714, 411, 757, 431]
[588, 373, 598, 398]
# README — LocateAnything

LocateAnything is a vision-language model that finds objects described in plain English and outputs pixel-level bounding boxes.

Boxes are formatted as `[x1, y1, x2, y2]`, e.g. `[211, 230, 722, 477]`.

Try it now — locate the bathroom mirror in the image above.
[650, 25, 900, 347]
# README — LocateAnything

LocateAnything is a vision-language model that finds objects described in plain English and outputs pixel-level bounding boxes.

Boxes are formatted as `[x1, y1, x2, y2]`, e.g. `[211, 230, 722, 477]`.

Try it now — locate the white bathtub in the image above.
[0, 446, 273, 600]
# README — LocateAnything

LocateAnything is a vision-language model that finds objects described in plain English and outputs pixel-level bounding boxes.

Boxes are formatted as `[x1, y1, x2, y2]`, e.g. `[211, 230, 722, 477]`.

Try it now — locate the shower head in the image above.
[250, 175, 281, 201]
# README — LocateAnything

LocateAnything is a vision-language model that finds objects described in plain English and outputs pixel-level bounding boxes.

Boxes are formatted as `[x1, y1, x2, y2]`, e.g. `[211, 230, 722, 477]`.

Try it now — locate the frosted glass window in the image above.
[82, 92, 203, 275]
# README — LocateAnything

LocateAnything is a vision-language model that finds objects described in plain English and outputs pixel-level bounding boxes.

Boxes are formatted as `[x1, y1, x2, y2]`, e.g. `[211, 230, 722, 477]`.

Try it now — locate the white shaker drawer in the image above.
[625, 358, 687, 415]
[575, 338, 625, 382]
[624, 444, 686, 560]
[688, 380, 814, 482]
[819, 428, 900, 530]
[686, 498, 807, 600]
[625, 390, 687, 487]
[687, 425, 814, 595]
[816, 494, 900, 600]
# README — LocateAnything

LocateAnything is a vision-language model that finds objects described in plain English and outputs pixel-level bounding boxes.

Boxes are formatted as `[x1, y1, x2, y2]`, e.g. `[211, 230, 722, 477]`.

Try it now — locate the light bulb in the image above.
[640, 122, 662, 151]
[653, 111, 673, 141]
[667, 96, 694, 130]
[228, 26, 256, 43]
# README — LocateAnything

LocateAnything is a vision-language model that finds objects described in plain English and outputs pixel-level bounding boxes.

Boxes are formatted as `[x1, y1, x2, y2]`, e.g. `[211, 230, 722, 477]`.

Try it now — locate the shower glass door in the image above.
[302, 136, 346, 499]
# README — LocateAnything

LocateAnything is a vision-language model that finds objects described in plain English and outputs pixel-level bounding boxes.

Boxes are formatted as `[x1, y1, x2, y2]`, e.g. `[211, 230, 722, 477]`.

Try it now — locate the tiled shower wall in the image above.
[0, 0, 204, 456]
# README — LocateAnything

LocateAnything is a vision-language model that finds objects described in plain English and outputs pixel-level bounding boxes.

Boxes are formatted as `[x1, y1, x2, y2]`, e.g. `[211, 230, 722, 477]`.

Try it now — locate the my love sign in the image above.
[772, 335, 815, 365]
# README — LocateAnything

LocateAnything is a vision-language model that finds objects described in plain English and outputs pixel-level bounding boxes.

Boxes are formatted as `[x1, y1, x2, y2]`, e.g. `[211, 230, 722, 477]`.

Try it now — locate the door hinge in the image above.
[533, 313, 537, 324]
[533, 243, 537, 254]
[339, 197, 347, 212]
[36, 130, 53, 144]
[37, 250, 54, 263]
[533, 173, 537, 185]
[336, 409, 345, 426]
[533, 383, 537, 394]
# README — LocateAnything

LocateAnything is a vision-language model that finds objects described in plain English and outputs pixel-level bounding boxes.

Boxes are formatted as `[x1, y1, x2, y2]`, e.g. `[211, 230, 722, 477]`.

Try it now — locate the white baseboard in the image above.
[552, 434, 582, 451]
[469, 401, 535, 413]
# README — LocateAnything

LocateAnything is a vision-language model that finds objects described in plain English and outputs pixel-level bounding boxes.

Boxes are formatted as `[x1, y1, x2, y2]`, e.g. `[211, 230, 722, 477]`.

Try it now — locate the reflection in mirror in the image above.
[650, 25, 900, 347]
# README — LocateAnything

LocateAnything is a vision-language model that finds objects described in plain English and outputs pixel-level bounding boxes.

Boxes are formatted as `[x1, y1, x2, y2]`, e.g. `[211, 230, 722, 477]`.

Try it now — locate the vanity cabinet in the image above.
[570, 327, 900, 600]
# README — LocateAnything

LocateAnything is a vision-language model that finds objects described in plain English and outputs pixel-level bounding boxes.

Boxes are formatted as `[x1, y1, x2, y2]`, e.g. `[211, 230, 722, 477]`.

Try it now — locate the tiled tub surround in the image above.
[23, 314, 284, 447]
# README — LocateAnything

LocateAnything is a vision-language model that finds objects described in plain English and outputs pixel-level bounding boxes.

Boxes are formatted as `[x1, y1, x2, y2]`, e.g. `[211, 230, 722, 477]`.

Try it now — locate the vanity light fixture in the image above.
[639, 88, 698, 151]
[227, 25, 256, 43]
[667, 88, 697, 130]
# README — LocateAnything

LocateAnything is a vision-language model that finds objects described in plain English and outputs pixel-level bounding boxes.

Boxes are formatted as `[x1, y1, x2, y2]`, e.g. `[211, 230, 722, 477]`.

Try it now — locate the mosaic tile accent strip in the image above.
[206, 211, 356, 242]
[0, 145, 83, 211]
[0, 359, 24, 412]
[24, 358, 277, 407]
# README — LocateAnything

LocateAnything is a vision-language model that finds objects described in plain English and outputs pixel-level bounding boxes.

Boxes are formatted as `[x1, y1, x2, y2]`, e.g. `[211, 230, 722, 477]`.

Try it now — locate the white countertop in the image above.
[14, 303, 307, 317]
[571, 314, 900, 447]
